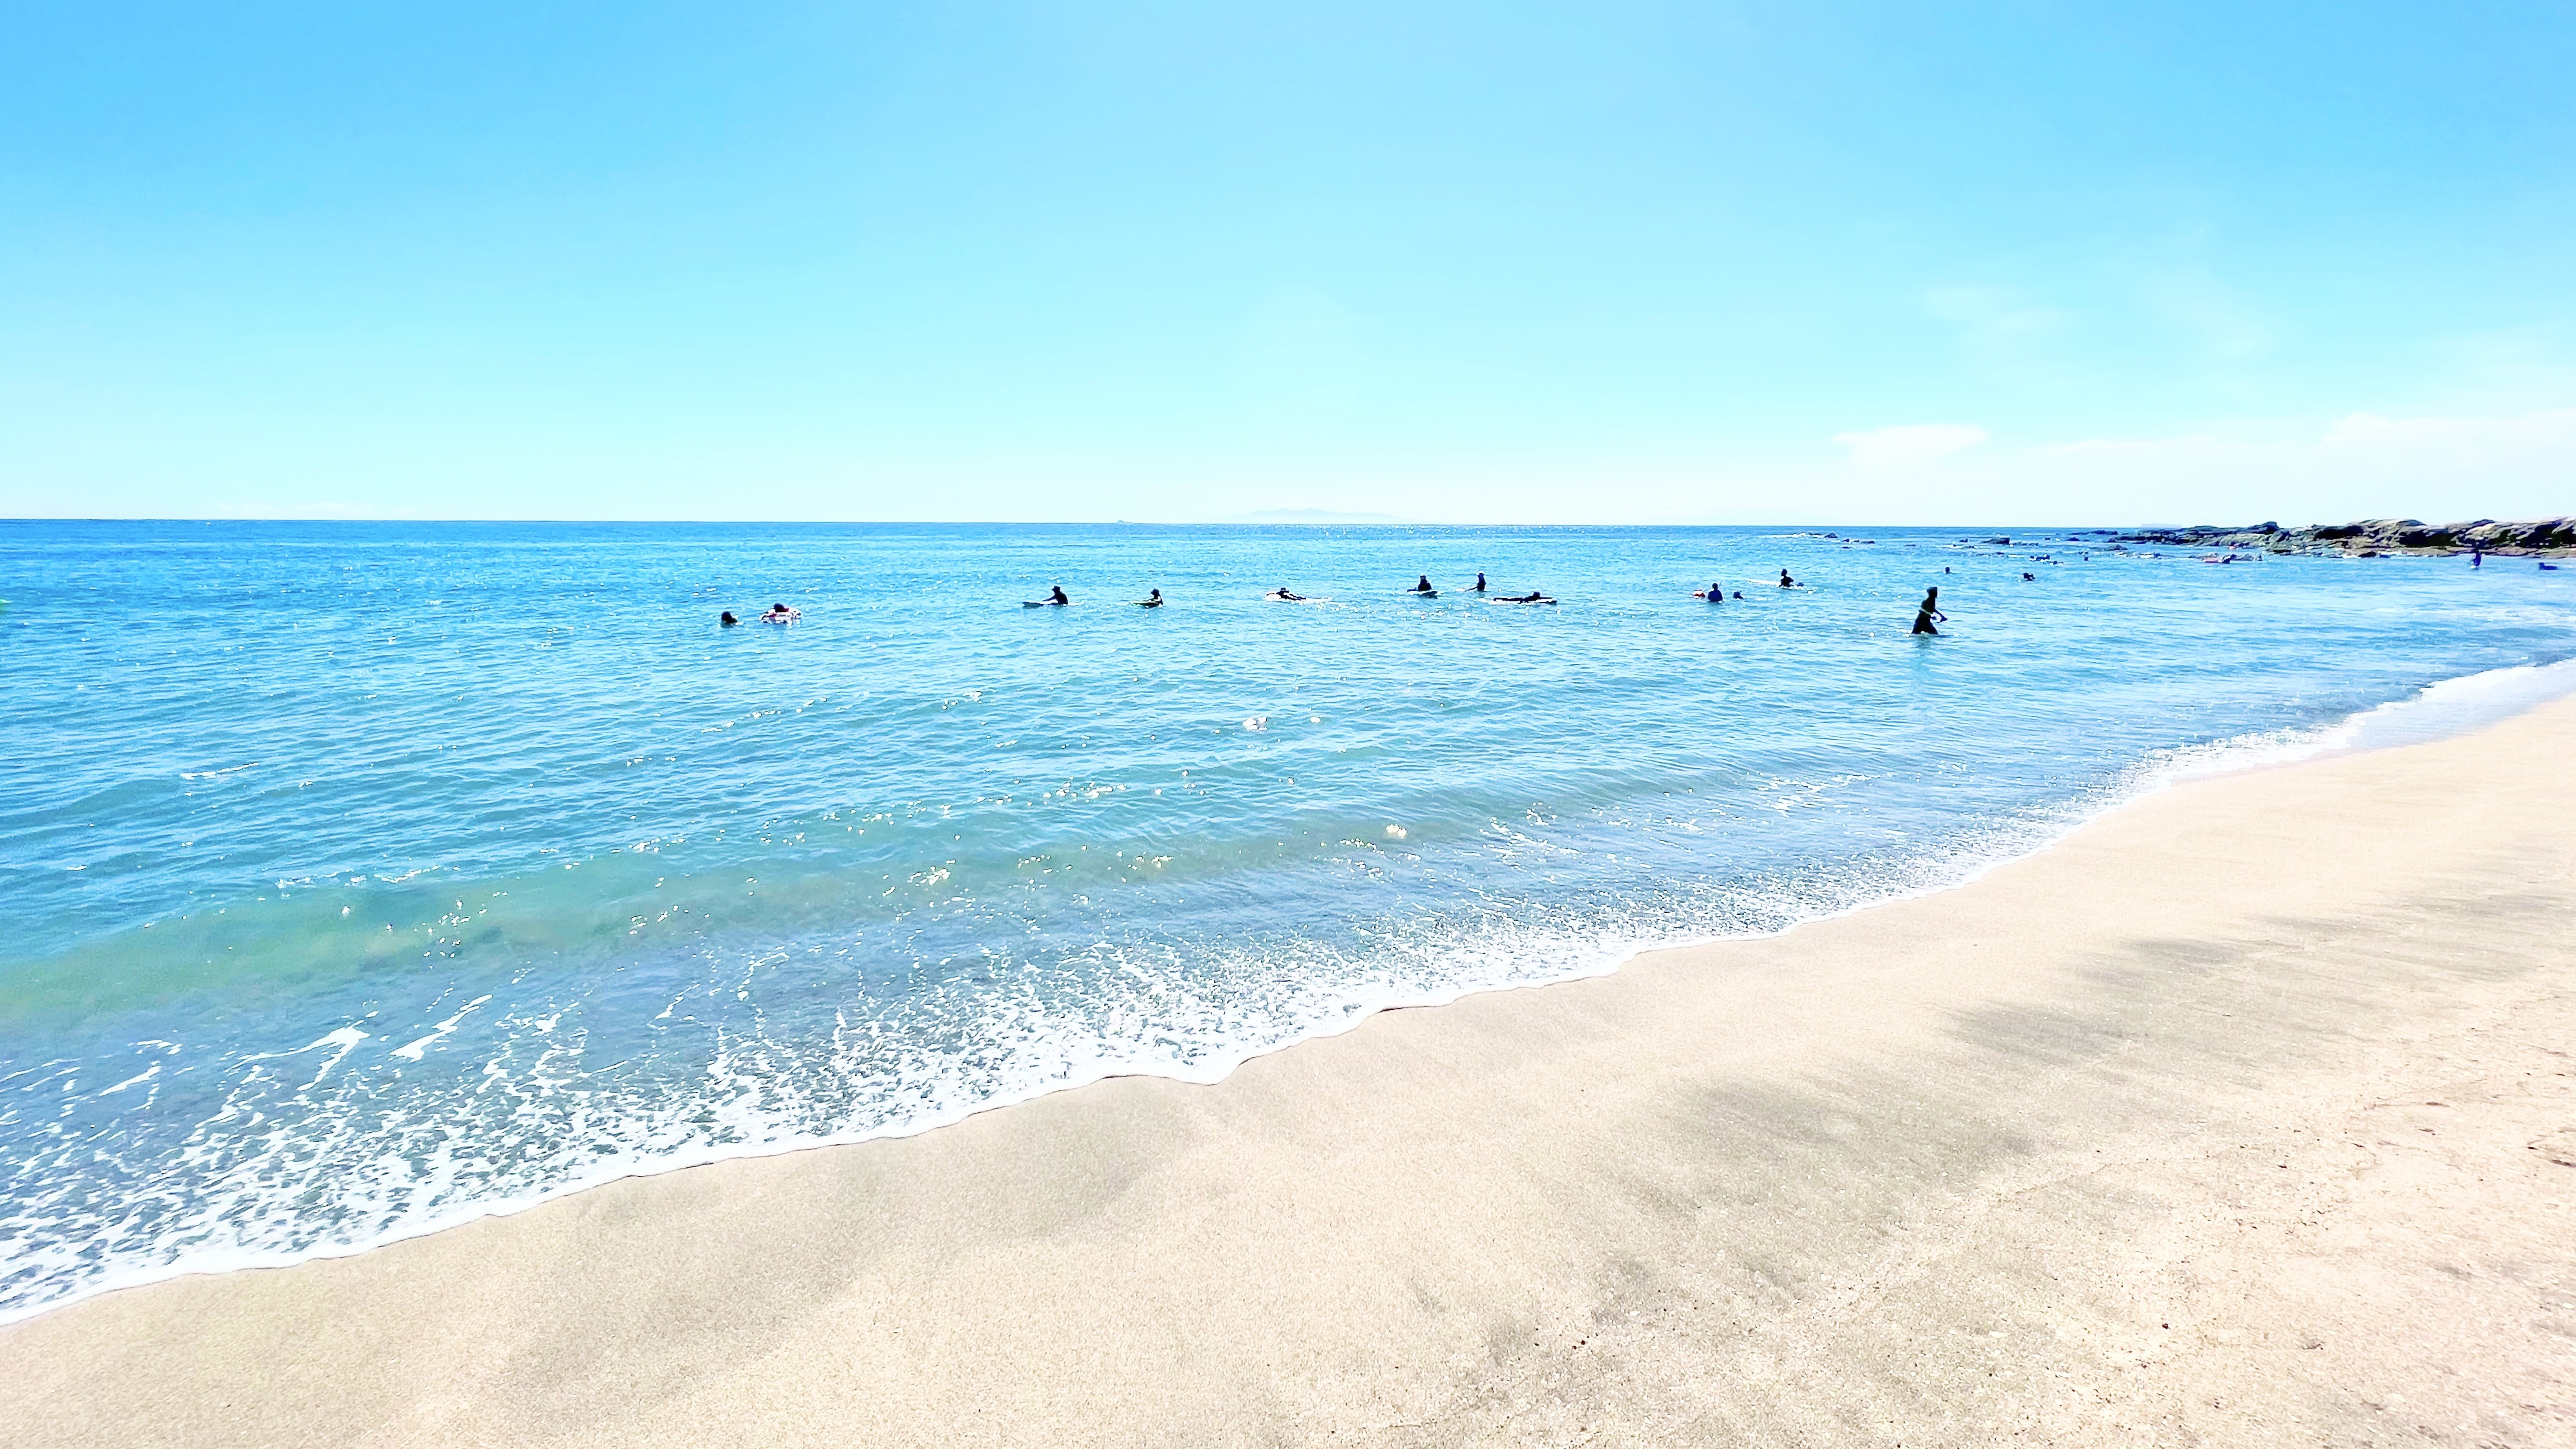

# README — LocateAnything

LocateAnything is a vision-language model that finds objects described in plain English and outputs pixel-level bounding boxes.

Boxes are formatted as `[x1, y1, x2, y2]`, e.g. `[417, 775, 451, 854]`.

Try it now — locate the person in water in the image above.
[2021, 572, 2036, 582]
[1779, 569, 1797, 588]
[1412, 574, 1436, 594]
[1474, 572, 1487, 592]
[1911, 586, 1947, 636]
[760, 602, 799, 623]
[720, 611, 740, 627]
[1497, 589, 1551, 603]
[1136, 588, 1163, 607]
[1702, 581, 1725, 602]
[1047, 585, 1070, 605]
[2472, 548, 2484, 569]
[1267, 586, 1307, 601]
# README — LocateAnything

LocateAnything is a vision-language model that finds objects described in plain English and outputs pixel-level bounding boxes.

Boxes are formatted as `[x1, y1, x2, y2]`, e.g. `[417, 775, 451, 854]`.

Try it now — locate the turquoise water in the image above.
[3, 521, 2571, 1320]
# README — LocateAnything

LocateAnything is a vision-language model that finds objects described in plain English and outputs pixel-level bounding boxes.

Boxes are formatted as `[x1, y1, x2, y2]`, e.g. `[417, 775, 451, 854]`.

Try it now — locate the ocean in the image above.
[3, 520, 2571, 1322]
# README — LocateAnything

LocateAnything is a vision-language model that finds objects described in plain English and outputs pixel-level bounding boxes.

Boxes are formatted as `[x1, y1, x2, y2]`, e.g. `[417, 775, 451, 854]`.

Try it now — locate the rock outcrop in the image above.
[2113, 517, 2575, 557]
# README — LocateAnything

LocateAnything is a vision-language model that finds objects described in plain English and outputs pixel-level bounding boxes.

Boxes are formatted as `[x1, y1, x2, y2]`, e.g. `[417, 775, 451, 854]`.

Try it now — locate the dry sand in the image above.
[5, 700, 2574, 1448]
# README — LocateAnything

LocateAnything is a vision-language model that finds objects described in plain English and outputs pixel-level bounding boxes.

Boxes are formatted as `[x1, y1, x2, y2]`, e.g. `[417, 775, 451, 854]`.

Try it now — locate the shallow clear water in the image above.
[3, 521, 2571, 1320]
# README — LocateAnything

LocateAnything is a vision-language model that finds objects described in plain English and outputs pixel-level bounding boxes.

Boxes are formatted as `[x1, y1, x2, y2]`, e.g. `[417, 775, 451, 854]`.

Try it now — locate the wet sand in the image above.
[5, 699, 2573, 1447]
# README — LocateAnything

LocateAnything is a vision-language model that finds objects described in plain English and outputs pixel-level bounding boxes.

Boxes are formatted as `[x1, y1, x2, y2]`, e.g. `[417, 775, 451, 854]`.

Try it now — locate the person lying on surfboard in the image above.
[1264, 587, 1307, 601]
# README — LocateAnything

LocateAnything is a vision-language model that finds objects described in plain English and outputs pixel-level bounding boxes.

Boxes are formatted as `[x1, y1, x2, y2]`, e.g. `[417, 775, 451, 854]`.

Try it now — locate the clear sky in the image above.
[4, 3, 2571, 524]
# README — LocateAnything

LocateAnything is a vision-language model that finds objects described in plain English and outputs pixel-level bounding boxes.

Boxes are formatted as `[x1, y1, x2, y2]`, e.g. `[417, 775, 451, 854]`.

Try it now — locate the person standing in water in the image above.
[1911, 587, 1947, 636]
[2473, 547, 2484, 569]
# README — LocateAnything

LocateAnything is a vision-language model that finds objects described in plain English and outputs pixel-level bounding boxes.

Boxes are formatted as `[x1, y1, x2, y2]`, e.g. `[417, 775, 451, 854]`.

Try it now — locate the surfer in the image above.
[1265, 587, 1307, 602]
[2021, 572, 2035, 582]
[1911, 587, 1946, 636]
[1474, 572, 1488, 592]
[1699, 582, 1725, 602]
[1411, 575, 1435, 594]
[1136, 588, 1163, 607]
[1778, 570, 1797, 588]
[759, 603, 799, 623]
[719, 611, 740, 627]
[1496, 590, 1553, 604]
[2472, 548, 2483, 569]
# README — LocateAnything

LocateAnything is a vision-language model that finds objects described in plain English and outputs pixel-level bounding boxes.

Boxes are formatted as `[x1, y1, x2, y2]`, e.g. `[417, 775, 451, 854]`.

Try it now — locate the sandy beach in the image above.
[6, 698, 2573, 1448]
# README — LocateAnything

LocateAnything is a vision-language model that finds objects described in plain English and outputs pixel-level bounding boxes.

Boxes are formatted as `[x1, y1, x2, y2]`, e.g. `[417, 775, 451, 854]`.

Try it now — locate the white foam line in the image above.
[10, 656, 2575, 1329]
[391, 996, 491, 1062]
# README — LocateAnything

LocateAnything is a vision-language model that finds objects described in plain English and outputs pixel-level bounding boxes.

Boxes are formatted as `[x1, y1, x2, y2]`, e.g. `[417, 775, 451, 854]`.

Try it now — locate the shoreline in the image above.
[5, 696, 2573, 1441]
[12, 660, 2570, 1331]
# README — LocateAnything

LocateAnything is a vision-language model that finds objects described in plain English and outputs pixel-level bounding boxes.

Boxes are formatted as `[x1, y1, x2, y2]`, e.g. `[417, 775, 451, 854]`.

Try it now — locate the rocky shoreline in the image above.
[2108, 516, 2575, 558]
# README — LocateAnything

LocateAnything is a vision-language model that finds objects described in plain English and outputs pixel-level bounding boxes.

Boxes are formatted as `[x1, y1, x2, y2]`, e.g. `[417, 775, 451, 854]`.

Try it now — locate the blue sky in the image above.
[3, 2, 2571, 523]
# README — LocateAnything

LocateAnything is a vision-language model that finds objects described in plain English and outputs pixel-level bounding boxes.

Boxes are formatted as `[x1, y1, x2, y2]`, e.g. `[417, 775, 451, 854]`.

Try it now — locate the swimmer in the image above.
[2021, 572, 2035, 582]
[1265, 587, 1308, 602]
[1732, 591, 1744, 600]
[1135, 588, 1164, 607]
[1911, 586, 1946, 636]
[1778, 569, 1797, 588]
[1474, 572, 1488, 592]
[719, 611, 740, 627]
[759, 602, 800, 623]
[1697, 581, 1724, 602]
[1411, 574, 1437, 595]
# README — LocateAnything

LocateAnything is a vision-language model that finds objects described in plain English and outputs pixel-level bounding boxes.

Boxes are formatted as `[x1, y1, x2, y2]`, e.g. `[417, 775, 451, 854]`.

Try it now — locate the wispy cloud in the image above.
[2141, 268, 2270, 359]
[1923, 286, 2072, 339]
[1832, 424, 1990, 467]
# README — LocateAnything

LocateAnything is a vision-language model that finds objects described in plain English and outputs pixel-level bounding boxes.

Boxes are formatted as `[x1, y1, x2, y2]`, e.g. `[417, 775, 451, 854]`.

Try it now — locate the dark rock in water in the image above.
[2113, 515, 2576, 557]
